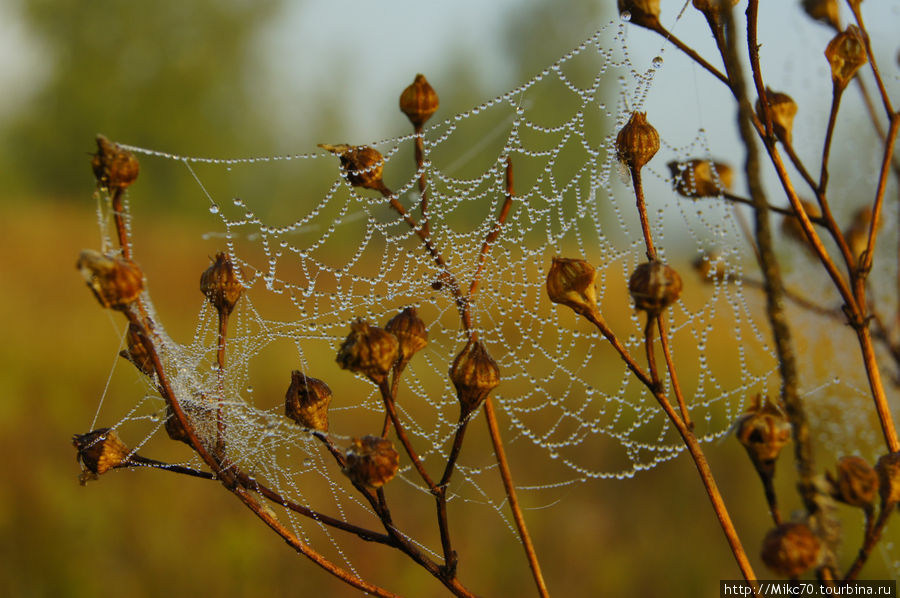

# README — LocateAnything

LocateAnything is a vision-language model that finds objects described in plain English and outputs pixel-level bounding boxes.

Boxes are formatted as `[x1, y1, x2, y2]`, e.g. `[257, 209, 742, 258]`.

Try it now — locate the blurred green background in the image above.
[1, 1, 896, 596]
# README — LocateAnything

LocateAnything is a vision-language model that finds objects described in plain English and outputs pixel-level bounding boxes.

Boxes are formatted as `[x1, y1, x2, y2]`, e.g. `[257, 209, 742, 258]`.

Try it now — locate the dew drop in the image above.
[652, 56, 664, 68]
[620, 10, 631, 21]
[209, 204, 220, 215]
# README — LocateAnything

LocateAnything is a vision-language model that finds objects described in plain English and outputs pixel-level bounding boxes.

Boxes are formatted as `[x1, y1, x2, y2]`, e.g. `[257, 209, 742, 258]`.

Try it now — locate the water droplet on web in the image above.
[651, 56, 664, 68]
[209, 204, 220, 215]
[620, 10, 631, 21]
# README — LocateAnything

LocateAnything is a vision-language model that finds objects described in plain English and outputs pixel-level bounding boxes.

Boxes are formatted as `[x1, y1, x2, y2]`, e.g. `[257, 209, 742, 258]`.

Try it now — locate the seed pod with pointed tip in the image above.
[336, 320, 399, 385]
[827, 456, 879, 509]
[319, 144, 387, 192]
[73, 428, 130, 483]
[77, 249, 144, 310]
[757, 89, 798, 145]
[667, 160, 733, 197]
[343, 435, 400, 488]
[547, 257, 598, 314]
[616, 112, 659, 172]
[845, 206, 877, 267]
[385, 307, 427, 369]
[92, 135, 139, 190]
[284, 371, 332, 432]
[450, 339, 500, 418]
[875, 452, 900, 506]
[761, 522, 822, 578]
[119, 322, 155, 376]
[802, 0, 840, 30]
[628, 261, 682, 315]
[200, 252, 242, 316]
[735, 395, 792, 477]
[617, 0, 660, 29]
[400, 74, 439, 129]
[825, 26, 867, 92]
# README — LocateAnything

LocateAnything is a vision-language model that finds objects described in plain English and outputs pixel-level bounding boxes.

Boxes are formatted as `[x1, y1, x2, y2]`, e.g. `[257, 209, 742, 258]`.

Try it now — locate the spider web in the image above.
[90, 14, 789, 575]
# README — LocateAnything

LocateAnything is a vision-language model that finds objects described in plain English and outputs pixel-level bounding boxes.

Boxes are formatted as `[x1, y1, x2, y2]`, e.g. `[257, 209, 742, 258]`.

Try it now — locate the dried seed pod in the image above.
[692, 251, 727, 282]
[692, 0, 739, 18]
[164, 400, 215, 446]
[735, 395, 792, 477]
[449, 338, 500, 417]
[399, 74, 439, 129]
[319, 144, 386, 192]
[547, 257, 598, 314]
[845, 206, 877, 267]
[119, 322, 155, 376]
[761, 522, 822, 578]
[628, 261, 683, 315]
[73, 428, 130, 483]
[284, 371, 332, 432]
[827, 455, 879, 509]
[77, 249, 144, 310]
[667, 160, 733, 197]
[385, 307, 427, 367]
[336, 320, 400, 385]
[875, 452, 900, 506]
[616, 112, 659, 172]
[825, 26, 867, 92]
[91, 135, 139, 190]
[342, 435, 400, 488]
[781, 199, 821, 249]
[617, 0, 660, 29]
[802, 0, 840, 30]
[757, 89, 798, 145]
[200, 252, 242, 316]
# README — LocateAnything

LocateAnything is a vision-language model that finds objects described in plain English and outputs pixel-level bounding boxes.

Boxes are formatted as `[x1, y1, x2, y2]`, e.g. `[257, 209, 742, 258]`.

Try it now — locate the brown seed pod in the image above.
[546, 257, 598, 314]
[336, 320, 400, 385]
[77, 249, 144, 310]
[449, 338, 501, 417]
[875, 452, 900, 506]
[616, 112, 659, 172]
[73, 428, 130, 484]
[734, 395, 792, 477]
[781, 199, 821, 250]
[119, 322, 155, 376]
[319, 144, 387, 192]
[757, 88, 798, 145]
[385, 307, 428, 368]
[825, 26, 867, 92]
[628, 261, 683, 315]
[802, 0, 840, 30]
[668, 160, 733, 198]
[164, 400, 215, 447]
[399, 74, 439, 129]
[284, 371, 332, 433]
[342, 435, 400, 488]
[827, 455, 879, 509]
[617, 0, 660, 29]
[692, 0, 739, 19]
[844, 206, 877, 267]
[200, 252, 243, 316]
[91, 135, 139, 190]
[761, 522, 822, 578]
[692, 251, 727, 282]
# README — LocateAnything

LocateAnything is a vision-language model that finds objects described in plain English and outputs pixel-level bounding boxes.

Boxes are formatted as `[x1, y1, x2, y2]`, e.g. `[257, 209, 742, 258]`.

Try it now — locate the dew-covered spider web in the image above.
[84, 9, 900, 578]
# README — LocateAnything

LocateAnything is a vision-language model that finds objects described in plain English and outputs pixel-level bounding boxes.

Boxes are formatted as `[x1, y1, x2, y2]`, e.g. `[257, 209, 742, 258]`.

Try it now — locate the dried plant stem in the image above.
[414, 127, 431, 237]
[377, 381, 437, 490]
[847, 5, 895, 119]
[483, 397, 550, 598]
[628, 168, 657, 261]
[468, 158, 515, 301]
[657, 315, 692, 428]
[215, 311, 228, 458]
[110, 187, 131, 259]
[844, 502, 897, 581]
[818, 90, 843, 195]
[645, 21, 729, 86]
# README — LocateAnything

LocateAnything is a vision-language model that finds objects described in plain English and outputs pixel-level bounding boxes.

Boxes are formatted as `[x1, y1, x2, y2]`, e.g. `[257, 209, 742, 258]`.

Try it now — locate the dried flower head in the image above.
[781, 199, 822, 249]
[547, 257, 598, 314]
[336, 320, 400, 385]
[827, 455, 879, 509]
[617, 0, 660, 29]
[73, 428, 130, 484]
[668, 160, 733, 198]
[319, 144, 387, 192]
[91, 135, 139, 190]
[284, 371, 332, 432]
[616, 112, 659, 172]
[343, 435, 400, 488]
[802, 0, 841, 30]
[399, 74, 439, 129]
[692, 0, 739, 18]
[692, 251, 727, 282]
[385, 307, 428, 368]
[164, 400, 215, 446]
[77, 249, 144, 310]
[757, 88, 798, 145]
[761, 522, 822, 578]
[200, 252, 243, 316]
[628, 261, 683, 315]
[845, 206, 877, 267]
[825, 26, 867, 91]
[119, 322, 155, 376]
[449, 338, 501, 417]
[735, 395, 792, 476]
[875, 452, 900, 506]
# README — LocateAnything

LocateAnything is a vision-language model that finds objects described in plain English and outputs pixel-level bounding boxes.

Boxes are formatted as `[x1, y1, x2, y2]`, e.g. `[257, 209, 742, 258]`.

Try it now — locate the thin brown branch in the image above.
[844, 502, 896, 581]
[657, 315, 692, 428]
[111, 187, 131, 259]
[646, 21, 730, 86]
[215, 311, 228, 459]
[847, 5, 895, 119]
[413, 127, 431, 237]
[377, 380, 437, 491]
[467, 158, 515, 302]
